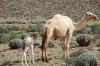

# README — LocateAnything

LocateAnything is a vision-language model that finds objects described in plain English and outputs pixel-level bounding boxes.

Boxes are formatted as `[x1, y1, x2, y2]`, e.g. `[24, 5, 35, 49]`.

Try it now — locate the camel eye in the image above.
[88, 14, 91, 16]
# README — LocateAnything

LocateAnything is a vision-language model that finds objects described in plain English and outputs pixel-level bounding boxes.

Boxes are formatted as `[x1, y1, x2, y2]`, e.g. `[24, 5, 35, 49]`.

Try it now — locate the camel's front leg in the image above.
[42, 27, 54, 62]
[64, 31, 73, 59]
[41, 36, 46, 61]
[45, 36, 51, 62]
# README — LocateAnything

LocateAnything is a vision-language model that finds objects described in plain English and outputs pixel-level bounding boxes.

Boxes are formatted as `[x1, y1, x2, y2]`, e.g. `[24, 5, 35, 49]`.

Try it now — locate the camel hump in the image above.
[53, 14, 71, 20]
[53, 14, 64, 19]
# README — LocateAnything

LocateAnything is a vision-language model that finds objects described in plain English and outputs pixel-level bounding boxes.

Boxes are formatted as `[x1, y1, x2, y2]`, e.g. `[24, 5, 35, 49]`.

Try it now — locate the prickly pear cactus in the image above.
[74, 52, 97, 66]
[76, 34, 91, 47]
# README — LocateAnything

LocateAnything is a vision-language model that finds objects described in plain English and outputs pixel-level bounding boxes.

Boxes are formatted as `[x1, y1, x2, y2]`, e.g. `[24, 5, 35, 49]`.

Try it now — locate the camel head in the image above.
[73, 12, 97, 31]
[85, 12, 97, 20]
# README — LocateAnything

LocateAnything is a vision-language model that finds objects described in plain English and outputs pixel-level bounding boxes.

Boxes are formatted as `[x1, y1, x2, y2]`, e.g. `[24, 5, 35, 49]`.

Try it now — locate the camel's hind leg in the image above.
[41, 34, 51, 62]
[41, 35, 47, 61]
[41, 27, 54, 62]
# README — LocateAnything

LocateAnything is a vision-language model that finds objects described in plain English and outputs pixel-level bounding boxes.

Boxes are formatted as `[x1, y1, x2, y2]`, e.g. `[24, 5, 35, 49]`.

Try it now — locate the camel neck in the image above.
[73, 16, 90, 31]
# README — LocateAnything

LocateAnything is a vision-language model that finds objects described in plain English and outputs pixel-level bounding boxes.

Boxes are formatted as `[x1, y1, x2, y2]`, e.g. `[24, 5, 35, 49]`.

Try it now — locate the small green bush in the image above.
[48, 40, 55, 48]
[9, 31, 21, 40]
[70, 49, 89, 58]
[20, 33, 29, 39]
[90, 23, 100, 34]
[74, 52, 97, 66]
[0, 34, 10, 44]
[9, 38, 23, 49]
[26, 24, 42, 33]
[67, 49, 97, 66]
[0, 26, 9, 33]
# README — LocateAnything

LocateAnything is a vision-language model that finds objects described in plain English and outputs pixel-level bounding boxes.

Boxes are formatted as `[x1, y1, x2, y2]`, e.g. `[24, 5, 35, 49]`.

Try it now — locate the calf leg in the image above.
[31, 45, 35, 64]
[22, 52, 24, 66]
[23, 47, 29, 66]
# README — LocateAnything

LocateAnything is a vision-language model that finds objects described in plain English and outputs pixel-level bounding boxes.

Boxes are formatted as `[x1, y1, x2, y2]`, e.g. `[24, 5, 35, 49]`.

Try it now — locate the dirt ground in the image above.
[0, 35, 100, 66]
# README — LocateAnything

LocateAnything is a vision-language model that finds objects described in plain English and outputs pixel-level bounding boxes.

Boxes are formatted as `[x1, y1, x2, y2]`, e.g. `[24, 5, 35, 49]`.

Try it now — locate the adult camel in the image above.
[41, 12, 97, 62]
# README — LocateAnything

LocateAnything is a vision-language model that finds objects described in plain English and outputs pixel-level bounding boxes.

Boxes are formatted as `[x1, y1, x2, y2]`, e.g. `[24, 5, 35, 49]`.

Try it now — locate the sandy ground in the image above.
[0, 35, 100, 66]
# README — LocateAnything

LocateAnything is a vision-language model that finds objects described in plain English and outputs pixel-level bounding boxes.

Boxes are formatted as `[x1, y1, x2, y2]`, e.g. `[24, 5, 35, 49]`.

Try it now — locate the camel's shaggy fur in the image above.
[41, 12, 97, 62]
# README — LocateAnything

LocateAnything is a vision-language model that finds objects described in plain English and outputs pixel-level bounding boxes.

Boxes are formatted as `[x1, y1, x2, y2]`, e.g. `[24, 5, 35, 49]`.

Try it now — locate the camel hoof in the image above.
[42, 58, 45, 61]
[45, 58, 48, 62]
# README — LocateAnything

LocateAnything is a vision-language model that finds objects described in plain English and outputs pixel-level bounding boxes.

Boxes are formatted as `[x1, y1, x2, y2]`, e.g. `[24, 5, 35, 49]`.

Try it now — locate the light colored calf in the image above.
[22, 36, 35, 66]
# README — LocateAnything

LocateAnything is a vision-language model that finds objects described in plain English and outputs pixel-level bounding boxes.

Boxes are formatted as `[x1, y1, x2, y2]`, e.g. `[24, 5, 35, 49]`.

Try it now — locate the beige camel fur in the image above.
[41, 12, 97, 62]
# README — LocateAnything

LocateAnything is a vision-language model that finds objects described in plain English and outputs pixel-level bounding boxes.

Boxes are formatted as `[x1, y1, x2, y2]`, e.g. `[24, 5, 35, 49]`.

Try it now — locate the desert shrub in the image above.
[66, 49, 97, 66]
[74, 52, 97, 66]
[20, 32, 29, 39]
[70, 49, 89, 59]
[0, 26, 9, 33]
[9, 31, 21, 40]
[0, 34, 10, 44]
[0, 59, 12, 66]
[26, 24, 42, 33]
[48, 40, 55, 48]
[9, 38, 23, 49]
[76, 34, 91, 47]
[90, 23, 100, 34]
[65, 49, 89, 66]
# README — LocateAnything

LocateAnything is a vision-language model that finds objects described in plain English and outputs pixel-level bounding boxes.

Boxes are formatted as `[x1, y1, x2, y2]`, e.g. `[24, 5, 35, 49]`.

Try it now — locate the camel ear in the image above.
[86, 12, 90, 16]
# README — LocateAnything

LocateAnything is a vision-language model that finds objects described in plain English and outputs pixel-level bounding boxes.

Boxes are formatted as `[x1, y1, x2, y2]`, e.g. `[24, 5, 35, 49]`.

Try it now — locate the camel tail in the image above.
[44, 27, 48, 39]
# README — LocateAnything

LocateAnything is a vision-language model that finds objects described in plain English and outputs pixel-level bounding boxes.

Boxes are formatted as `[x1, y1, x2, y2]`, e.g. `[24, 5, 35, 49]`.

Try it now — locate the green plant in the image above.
[76, 34, 91, 47]
[90, 23, 100, 34]
[74, 52, 97, 66]
[9, 31, 20, 40]
[70, 48, 89, 59]
[26, 24, 42, 33]
[66, 49, 89, 66]
[48, 40, 55, 48]
[0, 34, 10, 44]
[20, 32, 28, 39]
[9, 38, 23, 49]
[0, 26, 9, 33]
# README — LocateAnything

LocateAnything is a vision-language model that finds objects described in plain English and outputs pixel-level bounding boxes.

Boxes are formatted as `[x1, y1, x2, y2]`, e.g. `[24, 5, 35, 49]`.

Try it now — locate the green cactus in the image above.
[74, 52, 97, 66]
[76, 34, 91, 47]
[9, 38, 23, 49]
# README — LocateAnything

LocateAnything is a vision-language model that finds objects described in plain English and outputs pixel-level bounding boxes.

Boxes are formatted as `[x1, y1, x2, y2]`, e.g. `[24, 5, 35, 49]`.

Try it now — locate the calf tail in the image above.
[22, 41, 26, 50]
